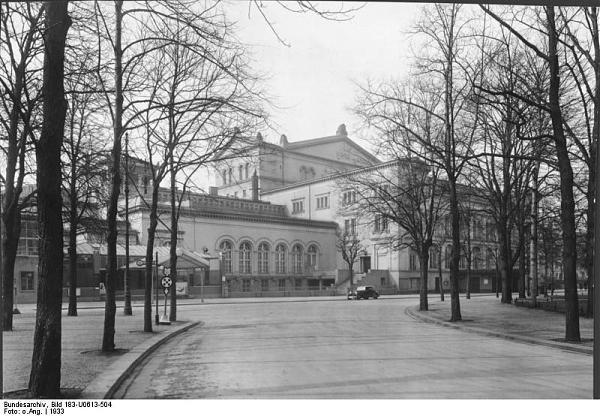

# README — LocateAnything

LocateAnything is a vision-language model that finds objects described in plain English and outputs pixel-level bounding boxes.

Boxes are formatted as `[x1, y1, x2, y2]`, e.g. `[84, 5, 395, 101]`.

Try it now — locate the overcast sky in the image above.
[225, 1, 421, 151]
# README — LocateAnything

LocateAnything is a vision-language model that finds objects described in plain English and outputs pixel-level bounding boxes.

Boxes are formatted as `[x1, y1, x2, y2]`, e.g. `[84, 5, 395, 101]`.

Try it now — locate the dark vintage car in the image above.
[348, 285, 379, 300]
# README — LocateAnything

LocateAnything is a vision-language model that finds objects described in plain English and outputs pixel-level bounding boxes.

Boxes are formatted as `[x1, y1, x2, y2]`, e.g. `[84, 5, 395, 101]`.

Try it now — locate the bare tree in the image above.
[481, 4, 581, 341]
[28, 0, 71, 397]
[0, 2, 43, 331]
[336, 226, 364, 289]
[62, 29, 106, 317]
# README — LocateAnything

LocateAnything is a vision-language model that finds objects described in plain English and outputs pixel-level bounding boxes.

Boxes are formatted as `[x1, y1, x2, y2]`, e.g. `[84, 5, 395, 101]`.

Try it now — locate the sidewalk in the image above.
[407, 295, 594, 355]
[2, 305, 197, 397]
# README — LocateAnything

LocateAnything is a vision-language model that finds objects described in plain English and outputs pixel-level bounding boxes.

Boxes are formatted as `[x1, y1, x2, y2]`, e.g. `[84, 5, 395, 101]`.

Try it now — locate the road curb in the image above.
[80, 321, 201, 399]
[405, 306, 592, 356]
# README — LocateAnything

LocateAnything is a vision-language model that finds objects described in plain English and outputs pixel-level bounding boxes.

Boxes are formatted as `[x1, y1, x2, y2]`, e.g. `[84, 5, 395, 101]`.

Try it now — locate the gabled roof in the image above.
[283, 134, 381, 165]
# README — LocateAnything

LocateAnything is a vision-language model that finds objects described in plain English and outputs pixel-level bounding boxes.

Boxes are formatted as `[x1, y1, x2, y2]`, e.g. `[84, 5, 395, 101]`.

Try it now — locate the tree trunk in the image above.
[547, 6, 580, 342]
[418, 249, 429, 311]
[448, 181, 462, 321]
[28, 1, 70, 397]
[586, 6, 599, 319]
[531, 164, 540, 307]
[497, 216, 512, 304]
[518, 225, 526, 299]
[2, 209, 20, 330]
[169, 166, 178, 322]
[438, 248, 444, 302]
[123, 135, 132, 316]
[102, 0, 124, 352]
[143, 186, 160, 332]
[67, 199, 77, 316]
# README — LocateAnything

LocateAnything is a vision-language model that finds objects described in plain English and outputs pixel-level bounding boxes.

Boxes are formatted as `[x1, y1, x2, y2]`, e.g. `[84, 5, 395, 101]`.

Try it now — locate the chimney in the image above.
[209, 186, 218, 196]
[279, 134, 288, 148]
[252, 170, 259, 201]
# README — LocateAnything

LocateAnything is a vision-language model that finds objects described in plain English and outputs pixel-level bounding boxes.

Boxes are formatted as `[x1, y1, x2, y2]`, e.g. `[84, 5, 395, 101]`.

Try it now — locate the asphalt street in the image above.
[112, 297, 592, 399]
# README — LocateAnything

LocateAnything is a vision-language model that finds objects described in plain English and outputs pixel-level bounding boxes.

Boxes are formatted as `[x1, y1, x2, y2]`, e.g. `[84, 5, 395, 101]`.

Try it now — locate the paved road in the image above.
[114, 297, 592, 399]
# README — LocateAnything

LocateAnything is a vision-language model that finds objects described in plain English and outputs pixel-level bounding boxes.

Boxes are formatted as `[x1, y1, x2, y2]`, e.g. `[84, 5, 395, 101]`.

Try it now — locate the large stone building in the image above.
[13, 124, 558, 303]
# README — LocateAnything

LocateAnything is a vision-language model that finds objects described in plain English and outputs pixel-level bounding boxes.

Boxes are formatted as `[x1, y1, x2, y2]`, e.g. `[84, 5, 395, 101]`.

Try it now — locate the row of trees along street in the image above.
[0, 1, 598, 397]
[0, 0, 359, 398]
[346, 4, 599, 344]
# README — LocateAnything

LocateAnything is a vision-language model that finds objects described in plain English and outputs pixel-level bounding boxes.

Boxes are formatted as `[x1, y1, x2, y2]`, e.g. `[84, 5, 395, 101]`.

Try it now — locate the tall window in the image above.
[279, 278, 286, 291]
[228, 168, 232, 184]
[219, 240, 233, 273]
[473, 247, 481, 269]
[409, 251, 418, 271]
[20, 271, 34, 291]
[276, 244, 287, 273]
[245, 163, 249, 179]
[486, 248, 495, 270]
[258, 242, 270, 274]
[239, 241, 252, 274]
[292, 244, 303, 274]
[344, 218, 357, 235]
[429, 246, 439, 269]
[444, 245, 452, 269]
[261, 279, 269, 291]
[307, 245, 318, 270]
[242, 279, 250, 292]
[17, 219, 38, 256]
[238, 165, 243, 180]
[222, 169, 227, 184]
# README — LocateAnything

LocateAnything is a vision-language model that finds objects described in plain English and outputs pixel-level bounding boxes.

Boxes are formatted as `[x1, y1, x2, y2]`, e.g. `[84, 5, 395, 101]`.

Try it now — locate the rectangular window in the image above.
[222, 169, 227, 184]
[245, 163, 249, 179]
[316, 195, 329, 210]
[344, 218, 357, 235]
[261, 279, 269, 291]
[17, 219, 38, 256]
[279, 279, 286, 291]
[409, 252, 419, 271]
[20, 271, 34, 291]
[295, 278, 303, 290]
[242, 279, 251, 292]
[242, 190, 246, 199]
[374, 215, 381, 232]
[239, 165, 243, 180]
[292, 199, 304, 214]
[342, 190, 357, 206]
[228, 168, 232, 184]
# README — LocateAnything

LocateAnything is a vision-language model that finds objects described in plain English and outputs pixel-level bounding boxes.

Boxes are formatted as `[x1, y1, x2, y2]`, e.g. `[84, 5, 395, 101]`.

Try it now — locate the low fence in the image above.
[226, 288, 340, 298]
[514, 296, 590, 316]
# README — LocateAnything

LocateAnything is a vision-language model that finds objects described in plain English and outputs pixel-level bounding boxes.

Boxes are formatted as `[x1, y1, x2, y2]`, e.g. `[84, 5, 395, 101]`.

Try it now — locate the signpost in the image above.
[159, 268, 172, 325]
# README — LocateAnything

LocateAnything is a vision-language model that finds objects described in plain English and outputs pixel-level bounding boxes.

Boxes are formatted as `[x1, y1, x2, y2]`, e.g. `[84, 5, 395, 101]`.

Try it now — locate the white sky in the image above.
[225, 1, 421, 150]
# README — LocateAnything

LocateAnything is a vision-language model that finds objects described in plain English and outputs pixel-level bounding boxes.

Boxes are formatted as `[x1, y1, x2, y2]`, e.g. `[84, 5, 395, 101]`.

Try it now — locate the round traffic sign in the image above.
[161, 276, 172, 288]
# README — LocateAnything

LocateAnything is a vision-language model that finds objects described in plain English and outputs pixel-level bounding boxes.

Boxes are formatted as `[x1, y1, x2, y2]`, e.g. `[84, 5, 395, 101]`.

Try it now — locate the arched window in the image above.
[258, 242, 270, 274]
[444, 245, 452, 269]
[473, 247, 481, 269]
[219, 240, 233, 273]
[486, 248, 495, 270]
[292, 244, 303, 274]
[275, 244, 286, 274]
[429, 245, 440, 269]
[239, 241, 252, 274]
[307, 245, 318, 270]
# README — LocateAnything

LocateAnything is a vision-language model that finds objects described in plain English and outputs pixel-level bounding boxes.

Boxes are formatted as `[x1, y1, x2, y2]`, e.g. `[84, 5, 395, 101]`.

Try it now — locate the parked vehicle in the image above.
[349, 285, 379, 300]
